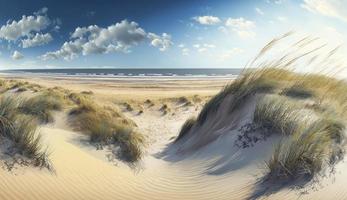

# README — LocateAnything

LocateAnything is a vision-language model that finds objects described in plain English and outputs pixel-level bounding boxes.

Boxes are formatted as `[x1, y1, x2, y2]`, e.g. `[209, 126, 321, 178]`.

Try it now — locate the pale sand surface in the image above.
[0, 73, 231, 100]
[0, 74, 346, 200]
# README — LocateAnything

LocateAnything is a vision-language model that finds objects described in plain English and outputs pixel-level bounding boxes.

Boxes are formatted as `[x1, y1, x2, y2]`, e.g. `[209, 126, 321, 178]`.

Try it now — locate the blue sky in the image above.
[0, 0, 346, 69]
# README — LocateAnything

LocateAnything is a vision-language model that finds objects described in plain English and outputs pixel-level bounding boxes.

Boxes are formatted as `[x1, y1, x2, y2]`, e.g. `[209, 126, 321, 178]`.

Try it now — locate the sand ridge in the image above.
[0, 76, 346, 200]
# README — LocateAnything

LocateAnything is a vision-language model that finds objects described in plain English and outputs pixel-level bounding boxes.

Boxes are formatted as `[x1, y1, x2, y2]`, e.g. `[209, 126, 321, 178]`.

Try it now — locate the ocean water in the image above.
[3, 68, 243, 77]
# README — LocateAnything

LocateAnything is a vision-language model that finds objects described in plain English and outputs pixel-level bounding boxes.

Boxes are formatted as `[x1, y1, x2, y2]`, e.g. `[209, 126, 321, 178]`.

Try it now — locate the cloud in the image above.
[255, 8, 265, 15]
[22, 33, 53, 48]
[193, 16, 221, 25]
[41, 38, 85, 60]
[11, 50, 24, 60]
[41, 20, 172, 60]
[0, 9, 50, 41]
[224, 17, 256, 39]
[302, 0, 347, 22]
[225, 17, 255, 29]
[34, 7, 48, 15]
[148, 33, 173, 51]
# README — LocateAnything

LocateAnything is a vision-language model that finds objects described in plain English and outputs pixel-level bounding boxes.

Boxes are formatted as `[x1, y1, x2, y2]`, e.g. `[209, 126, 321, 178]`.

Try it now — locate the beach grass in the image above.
[19, 92, 63, 123]
[280, 84, 314, 99]
[0, 96, 51, 169]
[69, 98, 144, 162]
[182, 62, 347, 181]
[175, 117, 196, 142]
[266, 117, 345, 180]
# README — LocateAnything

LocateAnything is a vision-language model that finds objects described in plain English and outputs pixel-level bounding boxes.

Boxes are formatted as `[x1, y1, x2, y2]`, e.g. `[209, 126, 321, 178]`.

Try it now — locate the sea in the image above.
[1, 68, 243, 78]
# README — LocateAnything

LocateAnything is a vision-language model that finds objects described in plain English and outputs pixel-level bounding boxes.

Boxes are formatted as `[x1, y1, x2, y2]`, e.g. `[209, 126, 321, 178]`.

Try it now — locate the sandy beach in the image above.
[0, 71, 346, 200]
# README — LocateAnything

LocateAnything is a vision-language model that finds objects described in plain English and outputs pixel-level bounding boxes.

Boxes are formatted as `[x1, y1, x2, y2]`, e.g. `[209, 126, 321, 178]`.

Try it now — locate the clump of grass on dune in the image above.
[241, 68, 347, 181]
[26, 83, 43, 92]
[175, 117, 196, 142]
[159, 104, 170, 115]
[115, 125, 144, 162]
[68, 95, 96, 115]
[19, 92, 63, 123]
[177, 33, 347, 183]
[123, 102, 133, 112]
[0, 80, 8, 93]
[9, 81, 26, 90]
[5, 80, 41, 93]
[267, 117, 345, 180]
[254, 94, 345, 180]
[69, 99, 144, 162]
[189, 68, 347, 181]
[0, 96, 51, 169]
[176, 96, 189, 104]
[253, 95, 307, 136]
[81, 90, 93, 95]
[68, 92, 90, 105]
[240, 68, 347, 181]
[197, 68, 278, 125]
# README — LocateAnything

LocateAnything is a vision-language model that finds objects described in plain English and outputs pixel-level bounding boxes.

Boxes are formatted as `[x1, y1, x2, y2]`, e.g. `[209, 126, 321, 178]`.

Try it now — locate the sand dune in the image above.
[0, 108, 251, 200]
[0, 73, 346, 200]
[2, 111, 344, 200]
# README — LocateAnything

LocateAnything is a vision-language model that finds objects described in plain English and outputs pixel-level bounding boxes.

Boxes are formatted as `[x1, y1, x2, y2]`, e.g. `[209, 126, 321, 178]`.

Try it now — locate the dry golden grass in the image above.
[182, 33, 347, 182]
[0, 96, 51, 169]
[69, 97, 144, 162]
[175, 117, 196, 142]
[19, 92, 64, 123]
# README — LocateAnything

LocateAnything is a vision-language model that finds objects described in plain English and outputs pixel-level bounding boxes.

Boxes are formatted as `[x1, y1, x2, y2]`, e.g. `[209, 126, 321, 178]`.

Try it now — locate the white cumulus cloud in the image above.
[193, 16, 221, 25]
[148, 33, 173, 51]
[11, 50, 24, 60]
[302, 0, 347, 22]
[0, 10, 50, 41]
[224, 17, 256, 39]
[22, 33, 53, 48]
[41, 20, 172, 60]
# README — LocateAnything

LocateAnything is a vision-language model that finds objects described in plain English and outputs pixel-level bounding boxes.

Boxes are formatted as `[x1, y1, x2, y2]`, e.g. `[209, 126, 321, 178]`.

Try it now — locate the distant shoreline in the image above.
[0, 68, 243, 79]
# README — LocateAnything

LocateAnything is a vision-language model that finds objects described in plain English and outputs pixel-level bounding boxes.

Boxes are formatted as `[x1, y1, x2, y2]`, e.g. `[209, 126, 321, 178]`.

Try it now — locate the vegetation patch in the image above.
[81, 90, 94, 95]
[69, 99, 144, 163]
[175, 117, 196, 142]
[123, 102, 133, 112]
[19, 93, 63, 123]
[159, 104, 169, 115]
[0, 96, 51, 170]
[183, 65, 347, 184]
